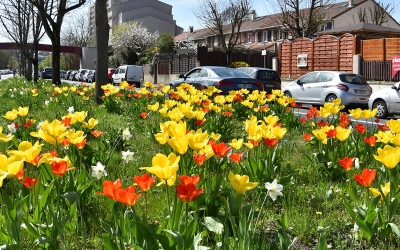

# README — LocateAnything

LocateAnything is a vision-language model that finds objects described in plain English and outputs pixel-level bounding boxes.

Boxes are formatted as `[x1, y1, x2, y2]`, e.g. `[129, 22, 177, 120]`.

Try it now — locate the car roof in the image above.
[238, 67, 274, 70]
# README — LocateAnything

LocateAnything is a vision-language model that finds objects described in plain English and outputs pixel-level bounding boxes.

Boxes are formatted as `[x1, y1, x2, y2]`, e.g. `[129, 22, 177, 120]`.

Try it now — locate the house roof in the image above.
[316, 22, 400, 36]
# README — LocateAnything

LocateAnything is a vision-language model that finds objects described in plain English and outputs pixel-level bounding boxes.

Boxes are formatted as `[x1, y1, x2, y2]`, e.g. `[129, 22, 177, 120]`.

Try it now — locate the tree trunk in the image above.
[95, 0, 109, 104]
[51, 25, 62, 86]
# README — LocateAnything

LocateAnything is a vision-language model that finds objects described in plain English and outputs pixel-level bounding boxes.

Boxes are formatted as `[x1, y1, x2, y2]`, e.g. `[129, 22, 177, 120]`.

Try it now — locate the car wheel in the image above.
[284, 91, 292, 98]
[372, 100, 388, 119]
[325, 94, 337, 103]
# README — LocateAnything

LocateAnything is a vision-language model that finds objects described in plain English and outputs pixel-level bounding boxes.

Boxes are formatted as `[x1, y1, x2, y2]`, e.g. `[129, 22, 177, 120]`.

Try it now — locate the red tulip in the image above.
[229, 152, 243, 163]
[355, 124, 366, 134]
[15, 169, 24, 180]
[134, 174, 155, 192]
[96, 179, 123, 200]
[51, 160, 74, 177]
[354, 169, 376, 187]
[91, 130, 104, 137]
[178, 174, 200, 186]
[193, 153, 206, 166]
[21, 177, 38, 189]
[140, 112, 148, 119]
[211, 142, 232, 158]
[176, 183, 203, 203]
[364, 136, 376, 146]
[338, 156, 354, 171]
[325, 128, 337, 138]
[303, 133, 311, 141]
[115, 186, 141, 206]
[75, 138, 86, 149]
[263, 138, 278, 148]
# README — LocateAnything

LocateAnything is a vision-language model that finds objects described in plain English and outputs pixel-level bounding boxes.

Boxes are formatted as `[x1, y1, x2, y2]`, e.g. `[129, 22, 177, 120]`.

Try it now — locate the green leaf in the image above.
[356, 219, 372, 241]
[343, 201, 356, 219]
[0, 244, 19, 249]
[21, 219, 40, 239]
[163, 229, 184, 250]
[389, 197, 399, 221]
[102, 233, 119, 250]
[325, 189, 333, 200]
[60, 192, 79, 207]
[316, 235, 328, 250]
[388, 223, 400, 238]
[203, 217, 223, 235]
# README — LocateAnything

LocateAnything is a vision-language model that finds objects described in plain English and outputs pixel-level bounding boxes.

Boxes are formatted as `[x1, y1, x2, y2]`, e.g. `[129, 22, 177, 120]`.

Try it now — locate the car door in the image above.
[310, 72, 334, 104]
[190, 68, 209, 88]
[114, 68, 125, 83]
[292, 72, 319, 102]
[388, 83, 400, 115]
[183, 69, 202, 85]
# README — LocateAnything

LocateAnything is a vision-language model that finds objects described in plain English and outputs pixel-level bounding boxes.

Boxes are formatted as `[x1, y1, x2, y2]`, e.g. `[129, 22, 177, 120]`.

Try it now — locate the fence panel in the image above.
[361, 60, 400, 81]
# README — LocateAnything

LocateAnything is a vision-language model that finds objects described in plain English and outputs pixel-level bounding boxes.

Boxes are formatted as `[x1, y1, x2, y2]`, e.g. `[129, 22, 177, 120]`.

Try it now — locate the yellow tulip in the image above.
[0, 154, 24, 177]
[228, 172, 258, 195]
[374, 131, 393, 144]
[319, 107, 331, 119]
[335, 126, 351, 141]
[141, 153, 180, 186]
[73, 111, 88, 123]
[272, 126, 287, 140]
[7, 141, 42, 165]
[82, 118, 99, 129]
[30, 119, 68, 145]
[65, 130, 86, 144]
[187, 129, 209, 151]
[163, 121, 186, 139]
[312, 128, 328, 144]
[0, 126, 13, 143]
[3, 109, 19, 121]
[387, 119, 400, 134]
[0, 171, 8, 187]
[210, 132, 221, 141]
[264, 115, 280, 126]
[167, 108, 184, 122]
[348, 108, 362, 120]
[369, 182, 390, 202]
[147, 102, 160, 112]
[243, 141, 254, 149]
[229, 139, 243, 150]
[154, 131, 169, 145]
[361, 109, 377, 119]
[18, 107, 29, 117]
[164, 100, 177, 109]
[373, 145, 400, 169]
[168, 136, 189, 155]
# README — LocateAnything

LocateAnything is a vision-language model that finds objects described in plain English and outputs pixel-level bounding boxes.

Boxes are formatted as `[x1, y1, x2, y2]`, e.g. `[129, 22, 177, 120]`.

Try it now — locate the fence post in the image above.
[272, 57, 279, 72]
[353, 54, 361, 75]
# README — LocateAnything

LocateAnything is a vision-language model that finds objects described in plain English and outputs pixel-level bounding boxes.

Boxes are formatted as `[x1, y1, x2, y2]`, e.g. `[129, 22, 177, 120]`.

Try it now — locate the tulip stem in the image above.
[144, 192, 148, 219]
[185, 203, 188, 235]
[166, 185, 171, 219]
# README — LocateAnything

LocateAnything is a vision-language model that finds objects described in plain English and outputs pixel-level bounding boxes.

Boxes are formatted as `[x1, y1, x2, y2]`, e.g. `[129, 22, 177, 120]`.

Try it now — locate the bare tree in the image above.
[95, 0, 109, 104]
[26, 0, 87, 86]
[0, 0, 45, 81]
[271, 0, 328, 39]
[192, 0, 252, 66]
[356, 1, 395, 25]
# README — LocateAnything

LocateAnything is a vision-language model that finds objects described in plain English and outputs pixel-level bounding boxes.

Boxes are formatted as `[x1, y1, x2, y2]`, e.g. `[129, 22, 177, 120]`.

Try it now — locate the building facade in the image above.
[88, 0, 183, 38]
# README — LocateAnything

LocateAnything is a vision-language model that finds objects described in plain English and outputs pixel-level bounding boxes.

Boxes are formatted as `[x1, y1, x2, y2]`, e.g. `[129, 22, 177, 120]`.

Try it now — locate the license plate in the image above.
[265, 84, 275, 87]
[355, 89, 369, 94]
[238, 84, 252, 88]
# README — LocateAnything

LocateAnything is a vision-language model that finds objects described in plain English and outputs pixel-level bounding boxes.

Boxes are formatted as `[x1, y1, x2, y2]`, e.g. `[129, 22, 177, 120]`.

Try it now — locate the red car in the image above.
[108, 68, 116, 83]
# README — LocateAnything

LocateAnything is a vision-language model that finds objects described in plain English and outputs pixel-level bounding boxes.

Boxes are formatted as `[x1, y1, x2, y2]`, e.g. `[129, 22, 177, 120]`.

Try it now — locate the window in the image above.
[247, 33, 252, 43]
[257, 31, 262, 43]
[316, 72, 334, 82]
[299, 72, 318, 84]
[273, 30, 278, 41]
[263, 30, 272, 42]
[207, 37, 214, 47]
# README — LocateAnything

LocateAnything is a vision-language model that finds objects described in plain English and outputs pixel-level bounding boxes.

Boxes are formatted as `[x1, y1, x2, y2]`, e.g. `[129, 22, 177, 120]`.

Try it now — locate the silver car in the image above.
[368, 82, 400, 118]
[282, 71, 372, 106]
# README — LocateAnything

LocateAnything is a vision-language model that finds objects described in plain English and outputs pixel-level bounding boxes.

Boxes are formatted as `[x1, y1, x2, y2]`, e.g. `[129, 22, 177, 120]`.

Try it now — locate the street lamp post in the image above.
[263, 41, 266, 68]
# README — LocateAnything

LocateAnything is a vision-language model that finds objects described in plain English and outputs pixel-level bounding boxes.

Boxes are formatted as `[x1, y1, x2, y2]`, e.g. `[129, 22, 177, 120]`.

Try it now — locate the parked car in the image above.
[237, 67, 281, 93]
[282, 71, 372, 107]
[60, 70, 66, 78]
[41, 67, 52, 79]
[65, 70, 72, 80]
[82, 70, 94, 82]
[169, 66, 264, 94]
[69, 70, 79, 81]
[87, 71, 95, 83]
[108, 68, 116, 83]
[112, 65, 143, 87]
[74, 69, 89, 81]
[368, 81, 400, 118]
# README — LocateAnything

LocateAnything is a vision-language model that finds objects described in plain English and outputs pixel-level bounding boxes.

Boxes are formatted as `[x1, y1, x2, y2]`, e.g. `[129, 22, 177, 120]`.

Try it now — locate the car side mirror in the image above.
[179, 74, 185, 79]
[296, 79, 303, 85]
[391, 85, 399, 91]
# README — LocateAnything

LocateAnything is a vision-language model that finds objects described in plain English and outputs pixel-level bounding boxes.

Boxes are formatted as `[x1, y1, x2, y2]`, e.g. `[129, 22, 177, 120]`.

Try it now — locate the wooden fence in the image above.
[279, 33, 355, 78]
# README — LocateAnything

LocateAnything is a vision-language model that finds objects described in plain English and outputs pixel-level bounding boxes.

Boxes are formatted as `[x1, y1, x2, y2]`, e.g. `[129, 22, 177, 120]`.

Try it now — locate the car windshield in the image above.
[212, 68, 250, 77]
[258, 70, 277, 79]
[339, 74, 367, 85]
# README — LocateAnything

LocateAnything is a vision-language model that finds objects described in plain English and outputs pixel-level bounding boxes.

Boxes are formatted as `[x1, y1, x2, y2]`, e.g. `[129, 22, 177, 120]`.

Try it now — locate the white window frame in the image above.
[247, 33, 252, 43]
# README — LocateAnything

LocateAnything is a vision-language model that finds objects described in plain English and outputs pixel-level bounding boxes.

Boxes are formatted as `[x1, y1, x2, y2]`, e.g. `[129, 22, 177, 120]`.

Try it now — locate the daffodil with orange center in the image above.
[30, 119, 68, 145]
[141, 153, 180, 186]
[373, 145, 400, 169]
[228, 172, 258, 195]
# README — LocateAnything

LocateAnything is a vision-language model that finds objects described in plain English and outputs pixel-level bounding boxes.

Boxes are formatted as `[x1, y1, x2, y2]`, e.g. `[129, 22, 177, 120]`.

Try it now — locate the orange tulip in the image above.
[193, 153, 206, 166]
[62, 137, 70, 147]
[303, 133, 311, 141]
[338, 156, 354, 171]
[96, 179, 123, 200]
[355, 124, 366, 134]
[325, 128, 337, 138]
[354, 169, 376, 187]
[91, 130, 104, 137]
[115, 186, 141, 206]
[364, 136, 376, 146]
[140, 112, 148, 119]
[134, 174, 155, 192]
[178, 174, 200, 186]
[74, 138, 86, 149]
[176, 183, 203, 203]
[21, 176, 38, 189]
[264, 138, 278, 148]
[211, 142, 232, 158]
[51, 160, 74, 177]
[15, 169, 24, 180]
[229, 152, 243, 163]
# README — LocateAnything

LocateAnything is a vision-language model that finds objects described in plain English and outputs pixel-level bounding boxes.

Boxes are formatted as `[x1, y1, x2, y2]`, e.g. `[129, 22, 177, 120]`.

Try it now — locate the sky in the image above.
[0, 0, 399, 44]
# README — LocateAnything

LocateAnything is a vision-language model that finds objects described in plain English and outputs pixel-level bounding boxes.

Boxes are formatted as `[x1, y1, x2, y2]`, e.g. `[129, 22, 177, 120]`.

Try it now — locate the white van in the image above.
[111, 65, 143, 87]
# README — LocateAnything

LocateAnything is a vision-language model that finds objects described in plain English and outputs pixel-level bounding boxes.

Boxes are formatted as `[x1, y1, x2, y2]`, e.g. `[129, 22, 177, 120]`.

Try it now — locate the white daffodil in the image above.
[265, 179, 283, 201]
[122, 150, 134, 163]
[68, 106, 75, 114]
[91, 162, 107, 180]
[122, 128, 132, 140]
[7, 123, 17, 134]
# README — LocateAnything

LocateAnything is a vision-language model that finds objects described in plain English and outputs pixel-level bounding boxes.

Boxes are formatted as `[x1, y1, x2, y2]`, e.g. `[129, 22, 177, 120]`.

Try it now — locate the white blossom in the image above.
[122, 128, 132, 140]
[91, 162, 107, 180]
[355, 158, 360, 169]
[122, 150, 134, 163]
[265, 179, 283, 201]
[10, 94, 14, 98]
[45, 100, 50, 106]
[68, 106, 75, 114]
[37, 121, 44, 129]
[7, 123, 17, 134]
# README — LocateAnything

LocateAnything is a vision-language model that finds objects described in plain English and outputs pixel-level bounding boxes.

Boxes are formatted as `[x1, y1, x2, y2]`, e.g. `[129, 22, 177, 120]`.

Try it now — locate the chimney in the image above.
[348, 0, 354, 7]
[251, 10, 256, 21]
[189, 26, 194, 33]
